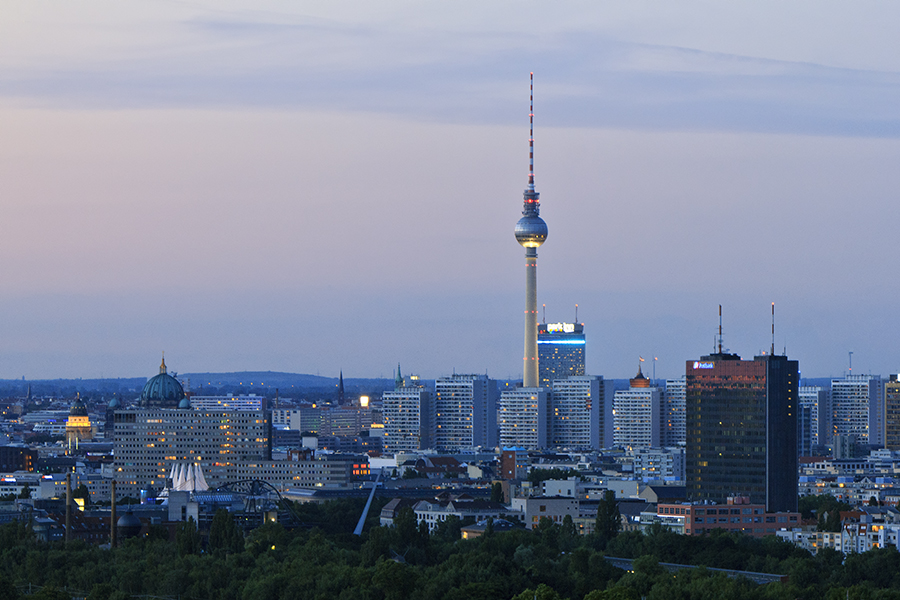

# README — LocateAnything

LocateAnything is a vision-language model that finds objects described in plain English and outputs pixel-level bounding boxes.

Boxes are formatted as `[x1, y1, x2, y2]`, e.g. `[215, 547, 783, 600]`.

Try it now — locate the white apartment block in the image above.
[832, 375, 884, 447]
[613, 387, 662, 448]
[113, 409, 269, 494]
[510, 496, 579, 530]
[271, 407, 321, 433]
[664, 377, 686, 446]
[631, 447, 685, 481]
[499, 387, 549, 450]
[799, 386, 830, 449]
[434, 374, 498, 451]
[550, 376, 607, 450]
[382, 383, 433, 453]
[190, 395, 265, 411]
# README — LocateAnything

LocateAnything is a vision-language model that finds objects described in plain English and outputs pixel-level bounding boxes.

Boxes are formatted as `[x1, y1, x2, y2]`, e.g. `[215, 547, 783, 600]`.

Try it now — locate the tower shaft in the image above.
[524, 248, 539, 387]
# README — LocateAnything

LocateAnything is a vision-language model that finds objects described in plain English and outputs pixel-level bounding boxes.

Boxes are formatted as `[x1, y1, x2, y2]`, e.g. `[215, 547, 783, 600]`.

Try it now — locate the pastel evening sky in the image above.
[1, 1, 898, 380]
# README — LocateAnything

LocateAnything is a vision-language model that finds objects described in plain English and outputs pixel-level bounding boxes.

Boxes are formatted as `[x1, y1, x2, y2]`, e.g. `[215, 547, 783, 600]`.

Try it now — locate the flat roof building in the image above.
[499, 387, 549, 450]
[832, 375, 884, 447]
[434, 374, 499, 452]
[538, 322, 585, 388]
[886, 376, 900, 450]
[383, 376, 433, 453]
[550, 376, 609, 450]
[685, 351, 798, 512]
[613, 368, 662, 449]
[664, 376, 686, 447]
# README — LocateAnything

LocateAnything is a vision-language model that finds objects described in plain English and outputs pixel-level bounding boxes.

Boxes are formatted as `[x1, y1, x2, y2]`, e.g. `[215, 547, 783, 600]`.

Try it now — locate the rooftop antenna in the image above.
[575, 304, 578, 323]
[771, 302, 776, 356]
[849, 351, 854, 375]
[717, 305, 723, 354]
[542, 304, 546, 324]
[528, 71, 534, 193]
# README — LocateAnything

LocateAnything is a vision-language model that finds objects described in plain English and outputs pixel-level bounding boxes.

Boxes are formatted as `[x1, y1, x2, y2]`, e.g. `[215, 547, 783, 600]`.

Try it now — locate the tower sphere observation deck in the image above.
[515, 214, 547, 248]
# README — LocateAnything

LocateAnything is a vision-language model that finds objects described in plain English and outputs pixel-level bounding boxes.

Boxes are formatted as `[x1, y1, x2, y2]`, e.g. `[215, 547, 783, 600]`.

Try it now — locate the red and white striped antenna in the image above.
[528, 72, 535, 191]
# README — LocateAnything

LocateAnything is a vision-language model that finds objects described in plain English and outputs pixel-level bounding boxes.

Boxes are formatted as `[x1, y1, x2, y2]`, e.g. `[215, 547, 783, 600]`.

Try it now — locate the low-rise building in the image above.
[413, 498, 509, 532]
[510, 496, 579, 530]
[655, 496, 800, 538]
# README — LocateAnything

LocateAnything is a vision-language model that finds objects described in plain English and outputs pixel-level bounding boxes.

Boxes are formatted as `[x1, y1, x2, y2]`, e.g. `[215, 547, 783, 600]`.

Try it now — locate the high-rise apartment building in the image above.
[114, 408, 270, 493]
[113, 408, 362, 497]
[685, 351, 798, 512]
[538, 322, 586, 388]
[549, 376, 609, 449]
[831, 374, 884, 447]
[884, 375, 900, 450]
[499, 387, 549, 449]
[798, 402, 813, 457]
[434, 374, 499, 451]
[613, 368, 662, 449]
[798, 386, 830, 451]
[382, 375, 433, 453]
[664, 376, 686, 447]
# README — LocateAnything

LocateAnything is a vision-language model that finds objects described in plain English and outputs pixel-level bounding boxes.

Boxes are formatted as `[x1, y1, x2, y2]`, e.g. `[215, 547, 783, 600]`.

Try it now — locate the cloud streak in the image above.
[2, 12, 899, 138]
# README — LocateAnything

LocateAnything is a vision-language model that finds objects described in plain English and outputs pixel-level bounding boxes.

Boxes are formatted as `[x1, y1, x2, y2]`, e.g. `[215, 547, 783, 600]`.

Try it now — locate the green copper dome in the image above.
[69, 394, 88, 417]
[140, 355, 185, 408]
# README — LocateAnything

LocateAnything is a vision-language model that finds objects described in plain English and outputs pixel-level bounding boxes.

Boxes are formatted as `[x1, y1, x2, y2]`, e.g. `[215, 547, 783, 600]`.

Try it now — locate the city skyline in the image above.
[2, 2, 900, 380]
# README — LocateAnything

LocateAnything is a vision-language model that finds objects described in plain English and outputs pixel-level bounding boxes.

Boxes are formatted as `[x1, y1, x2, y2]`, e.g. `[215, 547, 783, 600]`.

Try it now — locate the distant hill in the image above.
[181, 371, 394, 392]
[0, 378, 146, 397]
[0, 372, 395, 398]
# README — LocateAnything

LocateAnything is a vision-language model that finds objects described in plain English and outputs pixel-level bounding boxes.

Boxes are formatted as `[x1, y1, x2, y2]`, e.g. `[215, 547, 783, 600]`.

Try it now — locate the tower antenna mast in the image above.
[717, 305, 723, 354]
[528, 72, 534, 191]
[771, 302, 775, 356]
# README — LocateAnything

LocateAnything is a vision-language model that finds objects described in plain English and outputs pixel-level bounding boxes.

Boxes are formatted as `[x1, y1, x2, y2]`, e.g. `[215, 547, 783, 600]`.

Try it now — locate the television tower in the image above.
[514, 73, 548, 388]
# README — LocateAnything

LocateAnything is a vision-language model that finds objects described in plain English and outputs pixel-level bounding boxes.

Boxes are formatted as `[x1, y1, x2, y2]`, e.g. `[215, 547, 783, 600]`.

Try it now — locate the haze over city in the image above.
[1, 1, 899, 380]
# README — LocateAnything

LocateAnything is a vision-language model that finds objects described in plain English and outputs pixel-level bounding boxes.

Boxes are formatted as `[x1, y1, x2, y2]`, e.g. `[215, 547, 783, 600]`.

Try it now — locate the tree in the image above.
[595, 490, 621, 544]
[490, 482, 504, 503]
[71, 483, 90, 508]
[527, 468, 581, 485]
[561, 514, 576, 537]
[31, 587, 69, 600]
[17, 484, 32, 500]
[175, 517, 200, 557]
[402, 468, 421, 480]
[434, 514, 463, 543]
[208, 509, 243, 554]
[483, 517, 494, 537]
[0, 574, 21, 600]
[395, 506, 419, 548]
[584, 588, 639, 600]
[511, 583, 564, 600]
[800, 494, 852, 531]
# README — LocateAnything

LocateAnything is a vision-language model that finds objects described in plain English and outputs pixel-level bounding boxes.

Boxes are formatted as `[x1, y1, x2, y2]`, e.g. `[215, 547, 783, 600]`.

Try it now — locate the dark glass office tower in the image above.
[538, 322, 585, 387]
[685, 352, 798, 512]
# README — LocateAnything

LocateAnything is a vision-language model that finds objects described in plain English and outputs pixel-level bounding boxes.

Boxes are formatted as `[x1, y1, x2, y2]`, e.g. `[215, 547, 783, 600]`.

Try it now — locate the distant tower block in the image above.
[538, 322, 585, 387]
[514, 73, 548, 388]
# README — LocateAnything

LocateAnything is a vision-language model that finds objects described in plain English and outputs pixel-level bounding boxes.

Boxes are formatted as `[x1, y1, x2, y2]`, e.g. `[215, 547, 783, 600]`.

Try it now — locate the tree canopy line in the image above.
[0, 494, 899, 600]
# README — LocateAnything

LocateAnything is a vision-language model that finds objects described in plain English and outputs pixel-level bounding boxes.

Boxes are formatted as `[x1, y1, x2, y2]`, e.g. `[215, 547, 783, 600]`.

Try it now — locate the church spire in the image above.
[338, 370, 345, 404]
